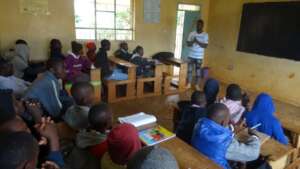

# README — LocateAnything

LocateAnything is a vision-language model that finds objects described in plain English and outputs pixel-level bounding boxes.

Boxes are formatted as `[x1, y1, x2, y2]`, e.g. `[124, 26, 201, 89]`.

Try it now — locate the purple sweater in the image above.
[65, 52, 91, 83]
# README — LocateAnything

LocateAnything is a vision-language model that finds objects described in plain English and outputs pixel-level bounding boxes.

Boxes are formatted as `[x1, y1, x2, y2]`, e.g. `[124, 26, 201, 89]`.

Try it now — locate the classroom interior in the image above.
[1, 0, 300, 169]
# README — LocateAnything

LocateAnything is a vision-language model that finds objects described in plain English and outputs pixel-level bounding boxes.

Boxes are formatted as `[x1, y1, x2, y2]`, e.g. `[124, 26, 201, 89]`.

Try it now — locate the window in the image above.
[74, 0, 134, 41]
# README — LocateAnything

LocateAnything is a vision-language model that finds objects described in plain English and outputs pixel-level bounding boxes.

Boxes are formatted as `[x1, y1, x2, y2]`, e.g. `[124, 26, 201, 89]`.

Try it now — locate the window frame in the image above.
[75, 0, 135, 41]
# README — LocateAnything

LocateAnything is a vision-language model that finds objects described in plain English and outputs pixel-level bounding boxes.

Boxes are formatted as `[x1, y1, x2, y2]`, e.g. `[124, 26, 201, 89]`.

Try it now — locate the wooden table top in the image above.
[160, 137, 221, 169]
[261, 138, 294, 161]
[109, 56, 137, 68]
[160, 57, 186, 67]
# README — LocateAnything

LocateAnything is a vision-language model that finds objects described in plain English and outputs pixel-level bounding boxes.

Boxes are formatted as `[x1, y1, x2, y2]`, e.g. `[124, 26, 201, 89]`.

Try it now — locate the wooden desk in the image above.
[261, 138, 294, 169]
[137, 62, 164, 98]
[107, 57, 137, 103]
[159, 58, 188, 94]
[160, 137, 221, 169]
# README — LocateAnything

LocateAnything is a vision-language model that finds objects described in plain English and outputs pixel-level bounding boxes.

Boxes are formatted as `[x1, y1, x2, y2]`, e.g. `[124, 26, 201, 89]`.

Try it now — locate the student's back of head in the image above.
[226, 84, 242, 101]
[88, 103, 112, 133]
[191, 91, 206, 106]
[0, 132, 38, 169]
[207, 103, 230, 126]
[127, 146, 179, 169]
[100, 39, 111, 51]
[15, 39, 28, 45]
[71, 82, 94, 106]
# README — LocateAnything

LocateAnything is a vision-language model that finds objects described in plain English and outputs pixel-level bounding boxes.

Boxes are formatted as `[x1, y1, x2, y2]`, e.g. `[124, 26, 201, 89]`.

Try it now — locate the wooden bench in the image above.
[136, 62, 164, 98]
[159, 58, 188, 95]
[106, 57, 137, 103]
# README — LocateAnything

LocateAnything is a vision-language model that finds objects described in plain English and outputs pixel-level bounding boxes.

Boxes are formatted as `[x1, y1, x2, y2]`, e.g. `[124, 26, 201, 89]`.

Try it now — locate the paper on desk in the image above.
[118, 112, 157, 128]
[236, 129, 270, 145]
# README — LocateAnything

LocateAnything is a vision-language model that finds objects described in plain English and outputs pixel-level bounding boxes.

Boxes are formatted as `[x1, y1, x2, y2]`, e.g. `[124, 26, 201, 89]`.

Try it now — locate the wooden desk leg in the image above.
[292, 133, 300, 148]
[154, 77, 162, 95]
[107, 82, 116, 103]
[128, 67, 136, 80]
[91, 69, 101, 102]
[178, 63, 187, 92]
[137, 80, 144, 98]
[127, 82, 136, 98]
[164, 76, 172, 95]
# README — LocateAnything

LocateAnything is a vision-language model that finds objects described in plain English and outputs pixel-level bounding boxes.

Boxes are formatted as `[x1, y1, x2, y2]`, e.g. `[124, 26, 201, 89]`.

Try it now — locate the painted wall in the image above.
[206, 0, 300, 106]
[0, 0, 209, 60]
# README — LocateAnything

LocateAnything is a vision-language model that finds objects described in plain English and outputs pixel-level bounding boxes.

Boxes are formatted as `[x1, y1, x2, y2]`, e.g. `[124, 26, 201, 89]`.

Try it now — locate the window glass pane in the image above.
[116, 30, 132, 40]
[96, 0, 115, 11]
[97, 29, 115, 40]
[178, 4, 200, 11]
[97, 12, 115, 29]
[76, 29, 95, 40]
[74, 0, 95, 28]
[116, 0, 132, 29]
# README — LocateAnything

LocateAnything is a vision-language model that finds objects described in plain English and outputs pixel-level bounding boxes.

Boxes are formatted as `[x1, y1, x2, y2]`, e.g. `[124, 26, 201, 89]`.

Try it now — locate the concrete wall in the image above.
[0, 0, 210, 60]
[206, 0, 300, 106]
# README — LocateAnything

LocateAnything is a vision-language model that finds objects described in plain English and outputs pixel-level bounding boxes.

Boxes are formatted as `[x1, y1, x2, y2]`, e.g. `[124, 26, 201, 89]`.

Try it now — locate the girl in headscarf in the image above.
[50, 39, 65, 60]
[245, 93, 288, 145]
[203, 78, 220, 107]
[101, 123, 142, 169]
[86, 41, 97, 63]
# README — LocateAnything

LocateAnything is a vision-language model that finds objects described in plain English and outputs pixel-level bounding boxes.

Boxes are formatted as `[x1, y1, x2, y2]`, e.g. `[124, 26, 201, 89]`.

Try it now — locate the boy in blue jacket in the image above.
[25, 58, 66, 119]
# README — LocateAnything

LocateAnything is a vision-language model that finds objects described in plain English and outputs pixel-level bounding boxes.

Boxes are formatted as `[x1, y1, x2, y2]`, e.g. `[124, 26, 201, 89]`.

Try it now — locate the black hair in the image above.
[88, 103, 111, 132]
[133, 45, 143, 54]
[207, 103, 229, 121]
[15, 39, 28, 45]
[50, 39, 62, 50]
[46, 57, 64, 70]
[71, 82, 94, 104]
[71, 41, 83, 55]
[226, 84, 242, 101]
[119, 41, 127, 47]
[197, 19, 204, 25]
[191, 91, 206, 105]
[0, 89, 16, 124]
[0, 132, 38, 169]
[101, 39, 110, 48]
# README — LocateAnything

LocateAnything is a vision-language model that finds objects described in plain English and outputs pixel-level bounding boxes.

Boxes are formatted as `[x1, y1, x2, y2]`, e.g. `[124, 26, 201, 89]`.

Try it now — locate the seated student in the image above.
[0, 132, 39, 169]
[220, 84, 245, 124]
[76, 103, 112, 158]
[64, 82, 95, 130]
[25, 58, 65, 119]
[176, 91, 207, 144]
[101, 123, 142, 169]
[10, 39, 30, 78]
[115, 42, 132, 61]
[191, 103, 260, 169]
[0, 58, 31, 96]
[203, 78, 220, 107]
[245, 93, 288, 145]
[65, 41, 91, 83]
[95, 39, 128, 81]
[50, 39, 65, 60]
[131, 46, 155, 77]
[127, 146, 179, 169]
[86, 41, 97, 63]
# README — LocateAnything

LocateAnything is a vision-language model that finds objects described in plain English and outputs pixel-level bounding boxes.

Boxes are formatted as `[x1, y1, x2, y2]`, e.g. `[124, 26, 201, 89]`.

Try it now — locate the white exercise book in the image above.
[118, 112, 157, 128]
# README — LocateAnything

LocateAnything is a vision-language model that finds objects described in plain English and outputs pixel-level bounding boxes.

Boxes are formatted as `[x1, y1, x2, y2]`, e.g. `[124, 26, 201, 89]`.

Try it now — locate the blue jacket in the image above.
[245, 93, 288, 145]
[176, 105, 207, 144]
[191, 118, 233, 169]
[25, 71, 62, 118]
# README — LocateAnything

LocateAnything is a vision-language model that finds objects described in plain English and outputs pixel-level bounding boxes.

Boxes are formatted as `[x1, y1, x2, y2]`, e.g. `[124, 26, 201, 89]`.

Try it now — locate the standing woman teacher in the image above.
[186, 19, 208, 90]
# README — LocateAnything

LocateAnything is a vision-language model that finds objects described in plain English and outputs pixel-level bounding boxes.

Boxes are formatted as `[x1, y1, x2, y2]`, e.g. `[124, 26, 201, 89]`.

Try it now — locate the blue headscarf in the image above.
[204, 79, 220, 106]
[245, 93, 288, 144]
[191, 118, 233, 169]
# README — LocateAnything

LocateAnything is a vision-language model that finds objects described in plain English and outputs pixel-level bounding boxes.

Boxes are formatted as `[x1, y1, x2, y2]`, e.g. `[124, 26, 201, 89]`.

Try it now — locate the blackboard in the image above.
[237, 2, 300, 61]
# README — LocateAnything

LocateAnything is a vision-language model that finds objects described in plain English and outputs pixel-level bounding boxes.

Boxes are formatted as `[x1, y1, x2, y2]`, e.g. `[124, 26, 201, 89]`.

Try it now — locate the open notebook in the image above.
[118, 113, 175, 146]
